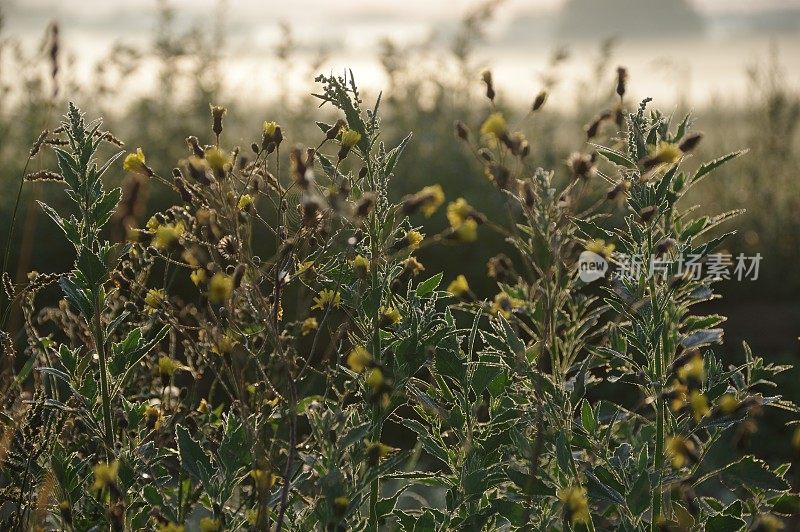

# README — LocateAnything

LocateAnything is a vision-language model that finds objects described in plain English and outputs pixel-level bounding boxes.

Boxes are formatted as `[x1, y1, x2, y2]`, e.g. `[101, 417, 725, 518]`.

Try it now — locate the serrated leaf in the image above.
[416, 272, 443, 297]
[175, 424, 214, 488]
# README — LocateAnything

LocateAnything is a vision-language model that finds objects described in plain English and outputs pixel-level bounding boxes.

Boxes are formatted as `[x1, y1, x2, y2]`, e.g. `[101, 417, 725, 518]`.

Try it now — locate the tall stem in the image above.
[649, 229, 664, 530]
[92, 294, 114, 457]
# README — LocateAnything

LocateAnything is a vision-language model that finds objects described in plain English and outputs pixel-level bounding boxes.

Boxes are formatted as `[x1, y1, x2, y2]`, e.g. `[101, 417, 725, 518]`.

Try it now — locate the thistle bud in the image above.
[354, 193, 376, 218]
[481, 69, 495, 101]
[639, 205, 659, 223]
[532, 90, 547, 111]
[326, 118, 346, 140]
[616, 66, 628, 99]
[210, 104, 226, 140]
[678, 132, 703, 153]
[586, 111, 612, 140]
[454, 120, 470, 141]
[186, 136, 204, 158]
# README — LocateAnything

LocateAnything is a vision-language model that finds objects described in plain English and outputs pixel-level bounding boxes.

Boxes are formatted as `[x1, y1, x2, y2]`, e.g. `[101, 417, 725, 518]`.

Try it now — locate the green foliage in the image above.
[0, 69, 798, 532]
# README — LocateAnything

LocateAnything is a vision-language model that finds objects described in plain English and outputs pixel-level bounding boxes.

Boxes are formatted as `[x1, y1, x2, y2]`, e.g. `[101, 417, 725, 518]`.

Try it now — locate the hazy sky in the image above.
[3, 0, 800, 107]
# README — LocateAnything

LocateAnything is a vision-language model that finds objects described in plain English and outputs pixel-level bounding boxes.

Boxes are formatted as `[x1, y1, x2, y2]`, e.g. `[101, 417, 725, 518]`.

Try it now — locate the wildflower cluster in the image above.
[1, 68, 798, 532]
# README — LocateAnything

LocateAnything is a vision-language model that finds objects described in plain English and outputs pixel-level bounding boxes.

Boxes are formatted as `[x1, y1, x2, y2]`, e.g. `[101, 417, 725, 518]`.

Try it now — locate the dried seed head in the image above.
[521, 180, 536, 208]
[656, 238, 676, 255]
[232, 264, 246, 288]
[25, 170, 64, 182]
[301, 194, 326, 224]
[218, 235, 240, 261]
[532, 90, 548, 111]
[585, 111, 613, 140]
[186, 136, 204, 158]
[639, 205, 659, 223]
[616, 66, 628, 99]
[326, 119, 346, 140]
[486, 162, 511, 189]
[210, 104, 227, 139]
[567, 152, 595, 180]
[290, 146, 313, 189]
[481, 69, 495, 101]
[354, 193, 376, 218]
[678, 132, 703, 153]
[30, 130, 48, 157]
[606, 181, 631, 203]
[454, 121, 470, 141]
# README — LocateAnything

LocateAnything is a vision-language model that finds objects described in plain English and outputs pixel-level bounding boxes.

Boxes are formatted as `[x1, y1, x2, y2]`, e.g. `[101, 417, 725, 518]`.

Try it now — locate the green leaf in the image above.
[92, 187, 122, 228]
[591, 144, 637, 169]
[385, 132, 412, 176]
[416, 272, 443, 297]
[691, 150, 747, 185]
[175, 424, 214, 488]
[581, 400, 597, 433]
[705, 515, 746, 532]
[59, 276, 93, 318]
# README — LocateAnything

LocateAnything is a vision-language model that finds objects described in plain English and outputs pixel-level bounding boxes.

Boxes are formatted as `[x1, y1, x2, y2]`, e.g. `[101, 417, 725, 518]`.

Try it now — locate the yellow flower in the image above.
[347, 346, 372, 373]
[340, 129, 362, 148]
[145, 405, 163, 430]
[146, 216, 160, 233]
[123, 148, 151, 176]
[792, 426, 800, 452]
[403, 256, 425, 276]
[332, 496, 350, 518]
[351, 255, 370, 275]
[365, 367, 393, 408]
[404, 230, 423, 251]
[366, 367, 387, 392]
[92, 460, 119, 491]
[205, 147, 230, 175]
[649, 141, 682, 166]
[689, 391, 710, 422]
[480, 112, 507, 138]
[585, 239, 615, 260]
[452, 218, 478, 242]
[158, 356, 178, 378]
[301, 317, 318, 336]
[197, 398, 209, 413]
[311, 289, 341, 311]
[157, 523, 185, 532]
[718, 394, 739, 415]
[447, 275, 470, 297]
[669, 383, 688, 412]
[214, 333, 236, 355]
[250, 469, 278, 492]
[754, 515, 784, 532]
[238, 194, 254, 211]
[152, 222, 185, 251]
[190, 269, 207, 286]
[144, 289, 165, 313]
[199, 517, 222, 532]
[446, 198, 474, 227]
[666, 436, 696, 469]
[263, 121, 279, 137]
[381, 306, 402, 326]
[677, 355, 704, 386]
[417, 185, 445, 217]
[491, 292, 522, 319]
[208, 273, 233, 304]
[364, 440, 396, 465]
[558, 487, 589, 525]
[296, 261, 315, 276]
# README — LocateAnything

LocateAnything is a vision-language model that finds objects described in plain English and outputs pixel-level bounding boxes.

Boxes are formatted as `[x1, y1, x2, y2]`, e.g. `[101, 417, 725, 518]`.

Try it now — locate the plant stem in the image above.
[92, 294, 115, 458]
[649, 230, 665, 531]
